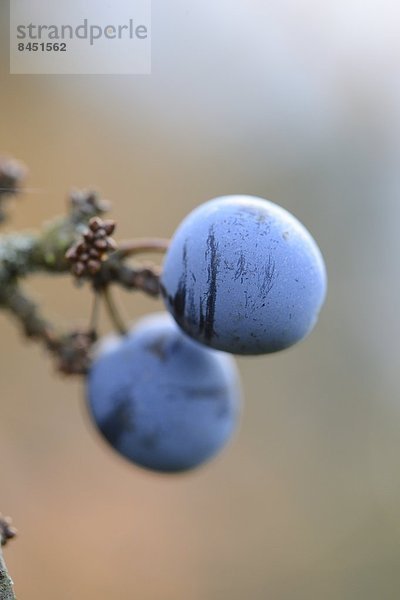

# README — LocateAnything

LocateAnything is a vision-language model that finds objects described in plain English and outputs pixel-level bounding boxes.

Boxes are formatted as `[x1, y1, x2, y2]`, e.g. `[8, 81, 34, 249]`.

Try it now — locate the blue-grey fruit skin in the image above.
[87, 313, 241, 473]
[161, 195, 327, 354]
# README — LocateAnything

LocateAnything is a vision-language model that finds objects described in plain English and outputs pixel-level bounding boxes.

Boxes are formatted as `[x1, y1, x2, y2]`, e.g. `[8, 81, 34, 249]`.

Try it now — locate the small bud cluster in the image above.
[0, 157, 26, 197]
[0, 515, 17, 547]
[66, 216, 117, 277]
[69, 189, 110, 221]
[55, 329, 97, 375]
[0, 157, 27, 222]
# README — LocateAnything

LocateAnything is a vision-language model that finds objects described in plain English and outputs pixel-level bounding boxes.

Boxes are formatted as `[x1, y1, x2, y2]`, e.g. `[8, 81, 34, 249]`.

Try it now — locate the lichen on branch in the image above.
[0, 157, 168, 375]
[0, 515, 17, 600]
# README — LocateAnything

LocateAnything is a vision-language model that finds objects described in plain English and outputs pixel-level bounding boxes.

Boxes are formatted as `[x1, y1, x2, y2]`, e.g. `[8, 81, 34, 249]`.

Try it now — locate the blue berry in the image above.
[161, 195, 327, 354]
[87, 313, 241, 473]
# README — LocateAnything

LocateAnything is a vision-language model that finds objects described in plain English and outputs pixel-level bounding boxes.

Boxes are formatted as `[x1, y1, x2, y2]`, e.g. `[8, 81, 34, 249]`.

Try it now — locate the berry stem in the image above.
[89, 292, 101, 335]
[116, 238, 170, 258]
[101, 286, 128, 335]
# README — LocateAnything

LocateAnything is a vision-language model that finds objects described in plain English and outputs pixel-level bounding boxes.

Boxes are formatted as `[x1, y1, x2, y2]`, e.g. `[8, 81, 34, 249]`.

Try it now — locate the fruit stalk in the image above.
[101, 286, 128, 335]
[116, 237, 170, 257]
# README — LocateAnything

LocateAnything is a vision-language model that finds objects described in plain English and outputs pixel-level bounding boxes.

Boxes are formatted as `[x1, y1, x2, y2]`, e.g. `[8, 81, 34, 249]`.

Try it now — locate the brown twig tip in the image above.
[0, 516, 17, 547]
[66, 216, 117, 278]
[69, 189, 110, 216]
[0, 157, 27, 222]
[0, 158, 26, 196]
[54, 329, 97, 375]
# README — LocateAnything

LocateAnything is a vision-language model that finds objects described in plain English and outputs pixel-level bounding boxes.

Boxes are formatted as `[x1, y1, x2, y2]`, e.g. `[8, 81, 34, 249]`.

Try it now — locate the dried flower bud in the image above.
[83, 230, 95, 242]
[94, 229, 107, 239]
[73, 262, 85, 276]
[94, 239, 107, 251]
[65, 246, 77, 261]
[75, 241, 86, 254]
[107, 238, 117, 251]
[103, 220, 116, 235]
[89, 216, 103, 231]
[87, 259, 101, 274]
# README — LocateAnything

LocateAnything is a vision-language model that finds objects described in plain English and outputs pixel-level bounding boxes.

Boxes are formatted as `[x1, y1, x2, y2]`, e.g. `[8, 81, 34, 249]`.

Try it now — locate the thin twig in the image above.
[101, 286, 128, 335]
[88, 292, 101, 335]
[0, 283, 95, 375]
[98, 260, 162, 297]
[116, 238, 170, 258]
[0, 175, 165, 372]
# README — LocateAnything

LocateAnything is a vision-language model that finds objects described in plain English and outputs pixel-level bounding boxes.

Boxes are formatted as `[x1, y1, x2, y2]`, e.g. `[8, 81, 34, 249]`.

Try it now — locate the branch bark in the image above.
[0, 516, 17, 600]
[0, 162, 170, 596]
[0, 189, 167, 374]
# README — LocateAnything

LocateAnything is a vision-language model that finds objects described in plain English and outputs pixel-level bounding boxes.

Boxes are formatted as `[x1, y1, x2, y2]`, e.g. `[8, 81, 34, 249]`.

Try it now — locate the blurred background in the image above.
[1, 0, 400, 598]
